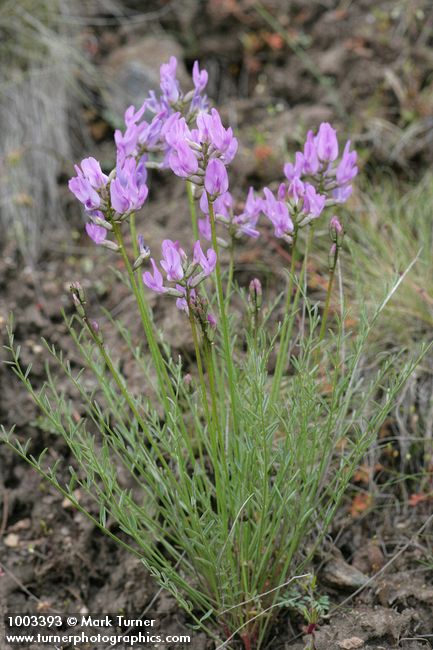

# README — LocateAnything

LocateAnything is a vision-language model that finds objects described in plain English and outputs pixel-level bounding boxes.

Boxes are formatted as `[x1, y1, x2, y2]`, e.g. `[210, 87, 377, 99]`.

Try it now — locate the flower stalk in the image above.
[111, 219, 174, 414]
[207, 192, 239, 436]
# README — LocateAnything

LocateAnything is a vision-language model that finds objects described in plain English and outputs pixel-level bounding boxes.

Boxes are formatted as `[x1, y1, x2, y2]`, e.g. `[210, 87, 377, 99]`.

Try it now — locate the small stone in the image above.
[102, 36, 188, 121]
[8, 518, 31, 532]
[4, 533, 20, 548]
[337, 638, 364, 649]
[322, 557, 369, 589]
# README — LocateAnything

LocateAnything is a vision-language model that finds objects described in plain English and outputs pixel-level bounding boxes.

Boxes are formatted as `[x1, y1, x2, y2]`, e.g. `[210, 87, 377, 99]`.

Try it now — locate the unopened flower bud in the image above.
[329, 216, 344, 245]
[248, 278, 262, 311]
[90, 319, 103, 342]
[70, 282, 86, 317]
[207, 312, 217, 329]
[133, 235, 151, 270]
[70, 281, 85, 303]
[101, 240, 120, 251]
[92, 216, 113, 230]
[183, 90, 195, 104]
[71, 292, 85, 317]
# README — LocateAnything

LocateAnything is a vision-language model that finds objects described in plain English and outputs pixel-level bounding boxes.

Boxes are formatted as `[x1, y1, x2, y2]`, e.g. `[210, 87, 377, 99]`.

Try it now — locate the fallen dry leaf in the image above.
[409, 492, 433, 506]
[254, 144, 273, 162]
[350, 493, 373, 518]
[353, 463, 383, 484]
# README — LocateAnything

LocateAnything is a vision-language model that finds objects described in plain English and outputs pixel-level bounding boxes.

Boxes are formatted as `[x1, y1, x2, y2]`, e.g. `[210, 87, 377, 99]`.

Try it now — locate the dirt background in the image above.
[1, 1, 433, 648]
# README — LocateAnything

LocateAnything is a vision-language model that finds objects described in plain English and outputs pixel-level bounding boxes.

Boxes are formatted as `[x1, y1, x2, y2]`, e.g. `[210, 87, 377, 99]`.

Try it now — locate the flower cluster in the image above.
[68, 157, 108, 213]
[114, 57, 209, 166]
[143, 239, 217, 313]
[68, 56, 358, 328]
[162, 108, 238, 195]
[69, 156, 149, 247]
[69, 57, 211, 247]
[261, 122, 357, 242]
[284, 122, 358, 202]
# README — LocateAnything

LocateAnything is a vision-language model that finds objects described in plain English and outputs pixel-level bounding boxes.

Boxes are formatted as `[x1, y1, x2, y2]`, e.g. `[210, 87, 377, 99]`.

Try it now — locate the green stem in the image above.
[111, 221, 173, 413]
[319, 249, 339, 342]
[203, 337, 229, 528]
[187, 181, 199, 240]
[271, 225, 315, 403]
[130, 213, 139, 257]
[188, 305, 211, 430]
[225, 241, 235, 307]
[207, 193, 239, 436]
[188, 304, 228, 529]
[285, 229, 299, 314]
[271, 230, 298, 400]
[203, 339, 226, 473]
[83, 319, 145, 429]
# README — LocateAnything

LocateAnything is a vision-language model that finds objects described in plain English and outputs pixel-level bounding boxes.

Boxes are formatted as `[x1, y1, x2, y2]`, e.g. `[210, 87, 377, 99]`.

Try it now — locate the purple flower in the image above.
[168, 141, 199, 177]
[284, 152, 305, 182]
[193, 241, 217, 276]
[68, 157, 108, 212]
[114, 123, 140, 163]
[205, 159, 229, 196]
[160, 56, 180, 103]
[79, 158, 108, 188]
[142, 111, 167, 147]
[198, 214, 212, 241]
[85, 222, 107, 245]
[138, 235, 149, 257]
[124, 101, 147, 127]
[333, 184, 353, 203]
[143, 259, 167, 294]
[160, 239, 185, 281]
[69, 176, 101, 211]
[200, 190, 232, 219]
[116, 108, 167, 164]
[262, 188, 293, 238]
[196, 109, 238, 161]
[192, 60, 208, 93]
[110, 158, 149, 215]
[303, 131, 320, 174]
[233, 187, 262, 238]
[287, 177, 305, 204]
[163, 113, 190, 147]
[302, 184, 326, 218]
[336, 141, 358, 185]
[315, 122, 338, 162]
[221, 136, 239, 165]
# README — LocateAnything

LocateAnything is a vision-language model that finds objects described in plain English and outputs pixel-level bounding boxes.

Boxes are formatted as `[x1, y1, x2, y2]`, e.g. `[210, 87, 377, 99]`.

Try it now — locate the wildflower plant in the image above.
[1, 58, 428, 649]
